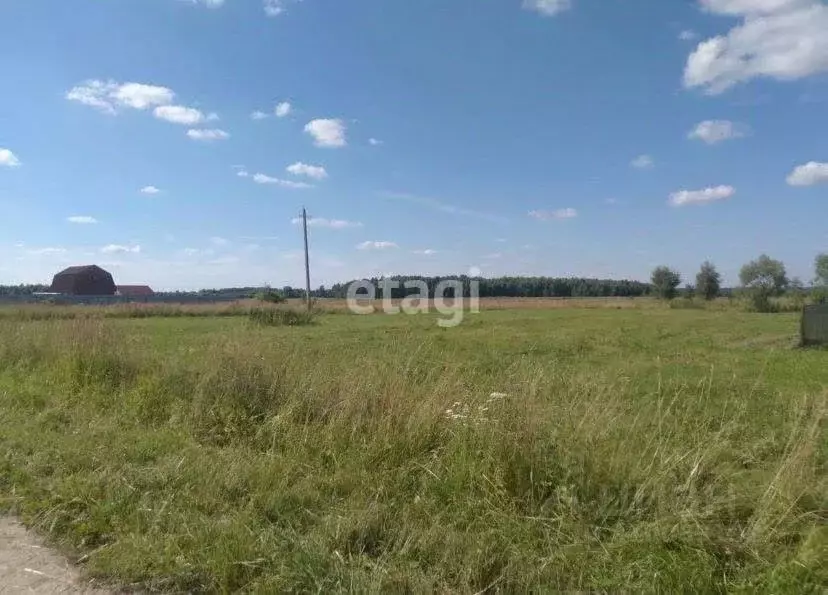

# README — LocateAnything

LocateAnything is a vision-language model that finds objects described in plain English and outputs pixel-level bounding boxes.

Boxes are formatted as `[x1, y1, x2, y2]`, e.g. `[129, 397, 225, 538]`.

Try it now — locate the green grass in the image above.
[248, 306, 317, 326]
[0, 308, 825, 592]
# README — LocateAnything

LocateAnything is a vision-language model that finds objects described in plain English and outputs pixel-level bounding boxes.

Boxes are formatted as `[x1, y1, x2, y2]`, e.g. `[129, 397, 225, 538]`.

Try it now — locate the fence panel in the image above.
[801, 304, 828, 346]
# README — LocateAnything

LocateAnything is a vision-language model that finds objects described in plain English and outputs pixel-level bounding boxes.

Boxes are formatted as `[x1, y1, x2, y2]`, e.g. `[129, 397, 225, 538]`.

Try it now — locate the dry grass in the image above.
[0, 300, 285, 321]
[0, 297, 662, 321]
[0, 295, 807, 321]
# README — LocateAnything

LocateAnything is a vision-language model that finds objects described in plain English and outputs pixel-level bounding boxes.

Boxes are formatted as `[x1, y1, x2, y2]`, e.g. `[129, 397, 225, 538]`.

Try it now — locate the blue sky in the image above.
[1, 0, 827, 290]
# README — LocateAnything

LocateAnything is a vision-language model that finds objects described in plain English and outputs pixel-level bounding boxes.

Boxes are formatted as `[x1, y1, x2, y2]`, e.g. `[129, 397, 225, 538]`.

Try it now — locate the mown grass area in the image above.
[0, 308, 826, 592]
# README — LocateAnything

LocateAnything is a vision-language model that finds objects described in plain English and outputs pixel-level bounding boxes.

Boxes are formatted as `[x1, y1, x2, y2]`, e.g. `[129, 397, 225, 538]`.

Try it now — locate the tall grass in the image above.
[248, 307, 316, 326]
[0, 314, 825, 592]
[0, 301, 255, 321]
[0, 295, 814, 323]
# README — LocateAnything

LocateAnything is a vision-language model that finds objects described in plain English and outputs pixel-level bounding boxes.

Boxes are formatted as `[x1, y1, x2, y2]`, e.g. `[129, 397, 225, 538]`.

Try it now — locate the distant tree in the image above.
[0, 284, 48, 297]
[785, 276, 808, 310]
[789, 277, 805, 293]
[695, 261, 721, 301]
[684, 284, 695, 298]
[651, 266, 681, 300]
[740, 255, 788, 295]
[812, 254, 828, 304]
[256, 291, 286, 304]
[815, 253, 828, 286]
[328, 275, 651, 300]
[739, 254, 788, 312]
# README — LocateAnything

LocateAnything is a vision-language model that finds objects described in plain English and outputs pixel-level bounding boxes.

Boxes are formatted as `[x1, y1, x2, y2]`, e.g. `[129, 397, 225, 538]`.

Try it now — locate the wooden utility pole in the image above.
[302, 207, 312, 311]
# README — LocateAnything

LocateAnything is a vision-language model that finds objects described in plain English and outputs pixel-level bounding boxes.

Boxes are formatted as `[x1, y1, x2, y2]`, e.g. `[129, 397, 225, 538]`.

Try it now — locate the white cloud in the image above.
[67, 79, 177, 114]
[0, 148, 21, 168]
[522, 0, 572, 17]
[368, 138, 383, 146]
[291, 217, 362, 229]
[264, 0, 285, 16]
[786, 161, 828, 186]
[413, 249, 437, 255]
[252, 173, 277, 184]
[263, 0, 301, 16]
[186, 128, 229, 141]
[304, 118, 347, 148]
[688, 119, 747, 144]
[357, 241, 398, 250]
[116, 84, 168, 109]
[631, 154, 654, 169]
[67, 80, 175, 114]
[286, 162, 328, 179]
[381, 191, 507, 223]
[253, 102, 292, 119]
[67, 80, 224, 133]
[700, 0, 811, 16]
[153, 105, 206, 125]
[275, 101, 292, 117]
[210, 237, 230, 246]
[101, 244, 141, 254]
[66, 80, 119, 113]
[67, 216, 98, 224]
[668, 185, 735, 206]
[252, 173, 312, 189]
[140, 185, 161, 195]
[28, 247, 67, 256]
[529, 208, 578, 220]
[685, 0, 828, 94]
[187, 0, 225, 7]
[679, 29, 698, 41]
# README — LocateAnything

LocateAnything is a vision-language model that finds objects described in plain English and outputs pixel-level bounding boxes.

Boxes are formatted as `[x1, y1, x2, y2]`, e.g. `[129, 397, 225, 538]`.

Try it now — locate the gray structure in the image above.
[801, 304, 828, 346]
[50, 265, 116, 296]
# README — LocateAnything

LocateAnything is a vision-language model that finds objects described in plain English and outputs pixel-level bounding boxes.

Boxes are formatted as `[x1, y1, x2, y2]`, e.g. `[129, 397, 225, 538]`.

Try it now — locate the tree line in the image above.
[325, 276, 651, 299]
[651, 253, 828, 311]
[3, 254, 827, 305]
[0, 276, 651, 300]
[0, 284, 48, 297]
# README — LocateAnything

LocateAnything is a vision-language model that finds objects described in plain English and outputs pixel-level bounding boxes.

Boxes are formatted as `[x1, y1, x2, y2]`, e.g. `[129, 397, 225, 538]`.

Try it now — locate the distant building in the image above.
[50, 265, 116, 296]
[116, 285, 155, 297]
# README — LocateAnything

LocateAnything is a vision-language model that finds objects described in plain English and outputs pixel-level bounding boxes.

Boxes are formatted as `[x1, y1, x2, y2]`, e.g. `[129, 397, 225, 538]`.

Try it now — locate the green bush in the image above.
[254, 290, 287, 304]
[248, 307, 316, 326]
[745, 292, 779, 313]
[669, 298, 705, 310]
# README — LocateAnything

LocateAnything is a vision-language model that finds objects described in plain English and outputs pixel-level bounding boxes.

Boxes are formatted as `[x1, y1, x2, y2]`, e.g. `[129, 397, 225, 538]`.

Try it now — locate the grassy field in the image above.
[0, 296, 652, 321]
[0, 304, 825, 592]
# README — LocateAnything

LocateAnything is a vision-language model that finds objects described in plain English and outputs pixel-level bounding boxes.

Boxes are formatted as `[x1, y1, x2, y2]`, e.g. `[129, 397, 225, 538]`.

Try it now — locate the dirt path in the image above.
[0, 517, 109, 594]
